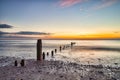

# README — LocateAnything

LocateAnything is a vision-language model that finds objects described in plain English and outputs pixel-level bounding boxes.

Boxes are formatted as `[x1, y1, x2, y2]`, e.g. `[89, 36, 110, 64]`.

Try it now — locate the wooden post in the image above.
[71, 42, 73, 49]
[14, 60, 18, 66]
[47, 52, 49, 56]
[51, 50, 54, 57]
[43, 52, 45, 60]
[37, 39, 42, 61]
[20, 59, 25, 67]
[63, 46, 65, 50]
[55, 49, 57, 53]
[60, 46, 62, 52]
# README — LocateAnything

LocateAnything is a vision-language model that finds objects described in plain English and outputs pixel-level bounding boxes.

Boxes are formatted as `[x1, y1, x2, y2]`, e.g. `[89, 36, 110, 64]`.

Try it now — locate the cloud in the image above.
[92, 0, 118, 10]
[59, 0, 83, 7]
[0, 31, 8, 34]
[0, 31, 51, 39]
[0, 31, 8, 36]
[0, 24, 13, 28]
[114, 31, 120, 33]
[15, 31, 51, 35]
[58, 0, 118, 10]
[0, 31, 50, 35]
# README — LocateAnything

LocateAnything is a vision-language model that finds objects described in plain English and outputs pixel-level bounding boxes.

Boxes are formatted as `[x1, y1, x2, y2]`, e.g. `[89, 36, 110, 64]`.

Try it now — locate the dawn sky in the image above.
[0, 0, 120, 39]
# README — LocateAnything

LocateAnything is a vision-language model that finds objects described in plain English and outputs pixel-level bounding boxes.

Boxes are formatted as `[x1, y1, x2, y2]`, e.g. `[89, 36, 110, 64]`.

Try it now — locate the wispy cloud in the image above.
[92, 0, 118, 10]
[0, 23, 51, 39]
[0, 31, 51, 39]
[59, 0, 83, 7]
[15, 31, 50, 35]
[58, 0, 118, 10]
[0, 31, 51, 36]
[0, 24, 13, 29]
[0, 31, 8, 36]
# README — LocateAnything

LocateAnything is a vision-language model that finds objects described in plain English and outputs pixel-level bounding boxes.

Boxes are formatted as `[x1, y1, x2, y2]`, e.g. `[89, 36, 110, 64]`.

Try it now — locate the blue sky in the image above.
[0, 0, 120, 39]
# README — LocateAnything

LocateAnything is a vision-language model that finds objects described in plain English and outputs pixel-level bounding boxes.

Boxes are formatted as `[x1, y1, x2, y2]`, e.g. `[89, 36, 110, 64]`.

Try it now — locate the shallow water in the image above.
[0, 39, 120, 66]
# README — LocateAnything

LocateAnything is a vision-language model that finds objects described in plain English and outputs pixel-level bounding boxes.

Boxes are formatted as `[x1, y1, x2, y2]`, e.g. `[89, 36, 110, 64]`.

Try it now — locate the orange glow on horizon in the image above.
[10, 32, 120, 40]
[48, 32, 120, 40]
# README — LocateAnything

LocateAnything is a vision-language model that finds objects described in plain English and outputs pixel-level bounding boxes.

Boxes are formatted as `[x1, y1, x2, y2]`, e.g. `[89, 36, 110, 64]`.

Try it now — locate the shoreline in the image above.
[0, 56, 120, 80]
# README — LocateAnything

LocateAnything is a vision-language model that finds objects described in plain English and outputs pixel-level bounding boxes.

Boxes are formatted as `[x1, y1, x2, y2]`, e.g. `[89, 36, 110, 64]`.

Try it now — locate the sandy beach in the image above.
[0, 56, 120, 80]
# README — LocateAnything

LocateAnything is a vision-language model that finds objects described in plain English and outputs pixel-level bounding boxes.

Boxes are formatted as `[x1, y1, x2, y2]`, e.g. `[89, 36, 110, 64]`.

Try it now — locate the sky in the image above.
[0, 0, 120, 39]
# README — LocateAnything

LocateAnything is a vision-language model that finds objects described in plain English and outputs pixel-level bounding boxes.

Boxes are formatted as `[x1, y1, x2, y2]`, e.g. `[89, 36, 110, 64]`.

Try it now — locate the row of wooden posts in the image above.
[37, 39, 76, 61]
[14, 39, 76, 66]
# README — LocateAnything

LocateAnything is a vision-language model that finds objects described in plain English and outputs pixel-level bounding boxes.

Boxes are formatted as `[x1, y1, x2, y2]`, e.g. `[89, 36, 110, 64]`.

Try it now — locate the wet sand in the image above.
[0, 56, 120, 80]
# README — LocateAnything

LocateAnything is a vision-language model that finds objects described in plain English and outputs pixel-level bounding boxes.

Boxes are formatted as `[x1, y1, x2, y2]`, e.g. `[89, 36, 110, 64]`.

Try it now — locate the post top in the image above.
[38, 39, 41, 41]
[37, 39, 42, 42]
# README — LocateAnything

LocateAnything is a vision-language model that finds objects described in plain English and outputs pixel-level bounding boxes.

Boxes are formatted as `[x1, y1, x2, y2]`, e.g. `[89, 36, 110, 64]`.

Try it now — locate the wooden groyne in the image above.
[36, 39, 76, 61]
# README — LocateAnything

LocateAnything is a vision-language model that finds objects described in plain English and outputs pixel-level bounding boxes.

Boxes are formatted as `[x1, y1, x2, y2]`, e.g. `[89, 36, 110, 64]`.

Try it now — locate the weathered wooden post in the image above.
[14, 60, 18, 66]
[20, 59, 25, 67]
[63, 46, 65, 50]
[47, 52, 49, 56]
[51, 50, 54, 57]
[43, 52, 45, 60]
[71, 42, 73, 49]
[37, 39, 42, 61]
[55, 49, 57, 53]
[64, 45, 66, 49]
[60, 46, 62, 52]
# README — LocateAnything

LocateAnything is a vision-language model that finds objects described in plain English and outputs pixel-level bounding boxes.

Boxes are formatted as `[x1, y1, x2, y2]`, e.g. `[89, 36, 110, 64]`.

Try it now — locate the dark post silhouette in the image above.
[42, 52, 45, 60]
[55, 49, 57, 53]
[14, 60, 18, 66]
[51, 50, 54, 57]
[37, 39, 42, 61]
[60, 46, 62, 52]
[20, 59, 25, 67]
[71, 42, 73, 49]
[47, 52, 49, 56]
[63, 46, 65, 50]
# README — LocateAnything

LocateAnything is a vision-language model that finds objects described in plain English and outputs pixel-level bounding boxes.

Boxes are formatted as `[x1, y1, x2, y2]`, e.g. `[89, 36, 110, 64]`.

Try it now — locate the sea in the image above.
[0, 39, 120, 66]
